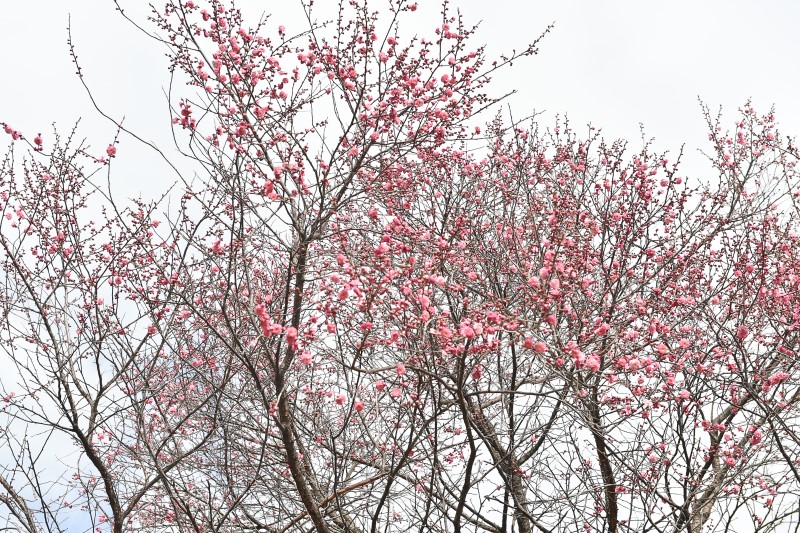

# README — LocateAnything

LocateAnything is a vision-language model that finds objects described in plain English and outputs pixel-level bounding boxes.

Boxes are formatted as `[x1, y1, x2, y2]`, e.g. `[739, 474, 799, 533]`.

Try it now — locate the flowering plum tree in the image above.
[2, 1, 800, 533]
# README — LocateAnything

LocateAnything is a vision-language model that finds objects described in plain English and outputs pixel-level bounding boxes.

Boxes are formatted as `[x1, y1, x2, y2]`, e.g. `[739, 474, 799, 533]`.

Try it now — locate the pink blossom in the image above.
[396, 363, 406, 376]
[523, 337, 534, 349]
[471, 365, 483, 380]
[736, 325, 749, 340]
[459, 324, 475, 339]
[285, 326, 298, 346]
[769, 371, 789, 385]
[390, 387, 402, 399]
[210, 240, 225, 254]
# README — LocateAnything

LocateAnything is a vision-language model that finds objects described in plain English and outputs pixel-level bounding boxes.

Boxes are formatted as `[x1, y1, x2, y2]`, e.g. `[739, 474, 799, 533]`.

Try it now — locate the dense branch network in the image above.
[1, 1, 800, 533]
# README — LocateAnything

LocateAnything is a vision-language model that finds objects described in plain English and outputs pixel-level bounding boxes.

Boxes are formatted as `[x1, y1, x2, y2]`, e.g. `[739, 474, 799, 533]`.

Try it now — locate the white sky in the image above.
[1, 1, 799, 198]
[0, 1, 798, 529]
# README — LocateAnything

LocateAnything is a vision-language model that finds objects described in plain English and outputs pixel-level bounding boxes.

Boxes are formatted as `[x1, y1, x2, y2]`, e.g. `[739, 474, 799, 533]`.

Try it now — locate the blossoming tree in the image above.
[2, 1, 800, 532]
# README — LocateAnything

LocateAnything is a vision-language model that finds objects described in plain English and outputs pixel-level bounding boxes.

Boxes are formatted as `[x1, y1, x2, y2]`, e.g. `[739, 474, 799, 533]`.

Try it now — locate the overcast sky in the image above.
[1, 0, 799, 198]
[0, 2, 798, 529]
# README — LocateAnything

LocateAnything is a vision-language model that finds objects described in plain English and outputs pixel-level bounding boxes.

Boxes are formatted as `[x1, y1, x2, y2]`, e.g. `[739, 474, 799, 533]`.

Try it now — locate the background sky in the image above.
[0, 2, 798, 529]
[1, 0, 799, 199]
